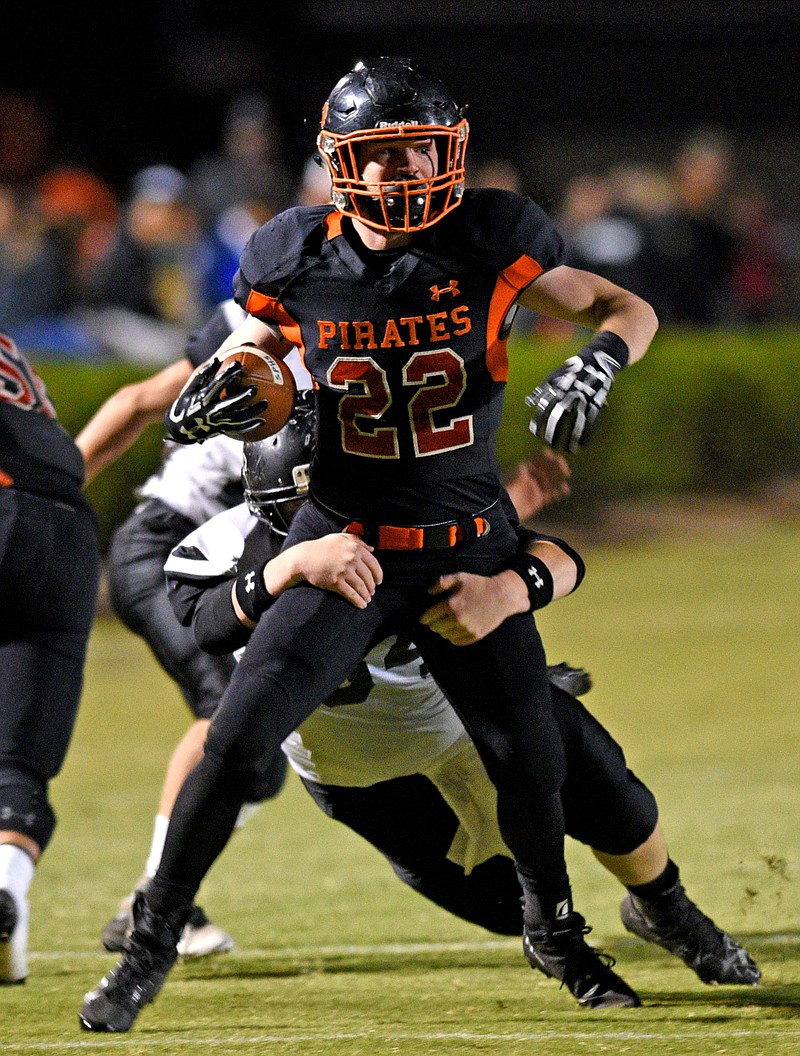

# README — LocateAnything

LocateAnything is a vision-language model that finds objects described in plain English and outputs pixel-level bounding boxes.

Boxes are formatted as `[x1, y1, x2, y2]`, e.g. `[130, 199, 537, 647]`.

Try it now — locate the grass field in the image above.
[2, 518, 799, 1055]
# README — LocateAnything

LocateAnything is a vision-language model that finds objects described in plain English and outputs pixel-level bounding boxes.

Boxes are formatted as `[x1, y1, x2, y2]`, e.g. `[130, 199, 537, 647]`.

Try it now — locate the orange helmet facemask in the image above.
[316, 57, 469, 234]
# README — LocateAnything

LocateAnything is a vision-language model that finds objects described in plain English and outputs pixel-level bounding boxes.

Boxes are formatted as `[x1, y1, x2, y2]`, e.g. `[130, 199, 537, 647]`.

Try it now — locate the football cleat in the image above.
[101, 893, 134, 953]
[176, 904, 234, 957]
[546, 662, 592, 698]
[0, 888, 28, 984]
[524, 910, 641, 1008]
[80, 892, 188, 1033]
[102, 894, 233, 958]
[620, 882, 761, 985]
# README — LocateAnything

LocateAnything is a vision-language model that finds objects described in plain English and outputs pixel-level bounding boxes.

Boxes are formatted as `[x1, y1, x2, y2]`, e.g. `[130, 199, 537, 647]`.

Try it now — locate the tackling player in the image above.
[0, 333, 101, 984]
[80, 56, 659, 1029]
[161, 410, 758, 984]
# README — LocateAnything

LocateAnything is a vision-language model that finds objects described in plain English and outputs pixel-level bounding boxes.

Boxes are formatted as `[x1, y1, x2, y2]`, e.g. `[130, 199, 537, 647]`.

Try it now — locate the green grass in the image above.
[2, 521, 799, 1054]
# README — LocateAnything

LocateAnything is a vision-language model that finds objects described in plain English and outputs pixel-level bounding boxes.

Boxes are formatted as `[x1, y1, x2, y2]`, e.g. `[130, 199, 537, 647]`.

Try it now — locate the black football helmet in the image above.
[242, 390, 315, 536]
[317, 56, 469, 233]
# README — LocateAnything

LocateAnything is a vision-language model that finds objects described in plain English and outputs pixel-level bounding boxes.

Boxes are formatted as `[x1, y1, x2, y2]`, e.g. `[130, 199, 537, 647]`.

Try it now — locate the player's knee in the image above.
[241, 752, 288, 802]
[0, 770, 56, 852]
[565, 772, 659, 855]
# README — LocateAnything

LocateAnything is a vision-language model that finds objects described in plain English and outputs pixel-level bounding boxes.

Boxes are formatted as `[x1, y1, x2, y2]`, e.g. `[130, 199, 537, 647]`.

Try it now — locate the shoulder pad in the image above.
[436, 189, 565, 275]
[235, 206, 333, 302]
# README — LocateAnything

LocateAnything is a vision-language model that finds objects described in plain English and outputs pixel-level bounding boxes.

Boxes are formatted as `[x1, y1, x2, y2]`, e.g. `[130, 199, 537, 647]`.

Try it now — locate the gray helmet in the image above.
[241, 390, 315, 536]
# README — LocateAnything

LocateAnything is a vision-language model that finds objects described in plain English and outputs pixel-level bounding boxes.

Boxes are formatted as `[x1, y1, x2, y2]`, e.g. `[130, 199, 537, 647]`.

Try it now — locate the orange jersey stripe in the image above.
[485, 254, 544, 382]
[245, 289, 304, 350]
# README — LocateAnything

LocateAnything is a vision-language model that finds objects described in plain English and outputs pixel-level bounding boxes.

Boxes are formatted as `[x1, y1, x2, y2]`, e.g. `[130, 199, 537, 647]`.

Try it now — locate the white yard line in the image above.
[28, 932, 800, 962]
[3, 1029, 800, 1051]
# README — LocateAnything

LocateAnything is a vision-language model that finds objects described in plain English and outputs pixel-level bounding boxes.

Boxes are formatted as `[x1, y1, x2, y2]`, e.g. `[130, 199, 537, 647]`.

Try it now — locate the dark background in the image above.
[3, 2, 798, 212]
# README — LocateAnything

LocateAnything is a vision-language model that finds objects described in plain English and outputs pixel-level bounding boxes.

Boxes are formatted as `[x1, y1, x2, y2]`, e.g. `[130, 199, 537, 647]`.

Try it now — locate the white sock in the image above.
[144, 814, 170, 880]
[235, 802, 263, 829]
[0, 843, 35, 902]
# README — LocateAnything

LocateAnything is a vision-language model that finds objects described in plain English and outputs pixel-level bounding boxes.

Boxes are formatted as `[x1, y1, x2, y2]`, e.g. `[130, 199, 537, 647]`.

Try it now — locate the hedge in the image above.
[34, 326, 800, 549]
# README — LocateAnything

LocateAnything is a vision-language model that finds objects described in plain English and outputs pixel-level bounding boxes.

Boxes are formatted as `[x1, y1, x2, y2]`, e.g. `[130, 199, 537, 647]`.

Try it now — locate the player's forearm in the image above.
[587, 289, 658, 365]
[75, 388, 163, 481]
[527, 539, 578, 599]
[76, 359, 194, 480]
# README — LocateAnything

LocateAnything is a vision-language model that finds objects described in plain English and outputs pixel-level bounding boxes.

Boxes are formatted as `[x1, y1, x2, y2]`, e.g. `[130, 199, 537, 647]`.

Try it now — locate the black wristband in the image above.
[234, 562, 273, 623]
[583, 331, 630, 371]
[504, 553, 554, 611]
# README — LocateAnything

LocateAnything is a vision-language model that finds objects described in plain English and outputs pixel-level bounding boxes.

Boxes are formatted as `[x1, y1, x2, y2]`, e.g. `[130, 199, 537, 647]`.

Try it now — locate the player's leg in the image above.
[103, 501, 240, 956]
[552, 685, 759, 985]
[301, 773, 523, 935]
[414, 615, 639, 1008]
[80, 581, 395, 1032]
[0, 493, 99, 984]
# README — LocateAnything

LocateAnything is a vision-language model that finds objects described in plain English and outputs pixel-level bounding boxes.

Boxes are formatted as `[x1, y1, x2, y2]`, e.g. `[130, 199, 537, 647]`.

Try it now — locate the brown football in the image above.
[215, 344, 297, 441]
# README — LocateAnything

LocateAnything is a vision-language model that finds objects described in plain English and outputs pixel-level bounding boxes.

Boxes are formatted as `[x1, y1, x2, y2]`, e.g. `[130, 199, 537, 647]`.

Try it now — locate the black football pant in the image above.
[301, 684, 658, 935]
[107, 497, 286, 800]
[153, 500, 572, 918]
[108, 499, 235, 721]
[0, 488, 99, 851]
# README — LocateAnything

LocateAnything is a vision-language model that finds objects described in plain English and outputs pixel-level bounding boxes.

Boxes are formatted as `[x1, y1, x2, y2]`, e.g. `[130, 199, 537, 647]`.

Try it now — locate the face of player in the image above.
[357, 136, 439, 188]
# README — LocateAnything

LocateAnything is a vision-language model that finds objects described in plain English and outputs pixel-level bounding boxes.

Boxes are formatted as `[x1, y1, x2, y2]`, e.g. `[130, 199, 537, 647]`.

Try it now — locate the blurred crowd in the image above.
[2, 90, 799, 365]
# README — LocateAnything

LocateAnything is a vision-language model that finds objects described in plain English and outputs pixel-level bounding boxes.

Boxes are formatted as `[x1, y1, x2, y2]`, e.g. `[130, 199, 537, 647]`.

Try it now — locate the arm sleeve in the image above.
[191, 581, 253, 655]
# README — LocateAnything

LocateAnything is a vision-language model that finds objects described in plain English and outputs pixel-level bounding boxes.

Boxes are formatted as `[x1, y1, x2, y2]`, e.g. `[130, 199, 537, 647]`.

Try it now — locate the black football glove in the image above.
[546, 662, 592, 698]
[526, 333, 629, 453]
[164, 359, 269, 444]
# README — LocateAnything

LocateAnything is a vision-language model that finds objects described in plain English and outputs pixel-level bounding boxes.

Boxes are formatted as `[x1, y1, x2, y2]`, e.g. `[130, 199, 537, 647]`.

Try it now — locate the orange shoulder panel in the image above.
[485, 254, 544, 382]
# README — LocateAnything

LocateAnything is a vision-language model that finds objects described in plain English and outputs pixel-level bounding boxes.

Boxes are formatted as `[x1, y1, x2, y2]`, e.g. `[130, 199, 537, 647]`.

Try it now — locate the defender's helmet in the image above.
[242, 391, 315, 536]
[317, 56, 469, 234]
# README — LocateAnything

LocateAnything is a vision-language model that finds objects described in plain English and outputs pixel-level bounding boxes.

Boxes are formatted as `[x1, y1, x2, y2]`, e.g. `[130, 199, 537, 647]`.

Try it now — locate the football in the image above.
[215, 344, 297, 441]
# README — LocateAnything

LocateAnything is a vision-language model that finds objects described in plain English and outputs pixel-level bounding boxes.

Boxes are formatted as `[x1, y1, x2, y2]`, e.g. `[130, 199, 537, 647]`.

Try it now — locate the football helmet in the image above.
[317, 56, 469, 233]
[242, 390, 315, 536]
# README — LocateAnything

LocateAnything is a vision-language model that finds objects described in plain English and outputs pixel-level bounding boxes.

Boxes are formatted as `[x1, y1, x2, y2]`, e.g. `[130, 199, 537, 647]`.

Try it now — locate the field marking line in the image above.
[29, 932, 800, 962]
[4, 1029, 800, 1051]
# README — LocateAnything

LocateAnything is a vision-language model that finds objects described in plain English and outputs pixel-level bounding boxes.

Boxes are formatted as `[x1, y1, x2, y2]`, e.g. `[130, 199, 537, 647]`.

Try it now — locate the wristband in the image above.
[234, 562, 273, 622]
[583, 331, 630, 371]
[504, 553, 554, 611]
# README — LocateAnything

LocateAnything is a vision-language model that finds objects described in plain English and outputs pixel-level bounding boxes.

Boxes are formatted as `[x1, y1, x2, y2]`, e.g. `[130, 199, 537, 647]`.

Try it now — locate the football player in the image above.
[158, 408, 758, 986]
[77, 300, 562, 956]
[80, 56, 660, 1030]
[0, 333, 101, 984]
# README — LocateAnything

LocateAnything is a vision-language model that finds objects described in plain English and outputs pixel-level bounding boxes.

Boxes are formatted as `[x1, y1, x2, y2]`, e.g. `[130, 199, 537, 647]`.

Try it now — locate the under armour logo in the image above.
[430, 280, 460, 301]
[527, 566, 544, 589]
[245, 571, 256, 594]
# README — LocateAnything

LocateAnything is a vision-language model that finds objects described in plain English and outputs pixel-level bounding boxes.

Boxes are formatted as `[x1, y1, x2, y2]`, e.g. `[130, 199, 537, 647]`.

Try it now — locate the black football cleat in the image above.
[620, 882, 761, 985]
[524, 910, 641, 1008]
[546, 662, 592, 698]
[80, 893, 189, 1032]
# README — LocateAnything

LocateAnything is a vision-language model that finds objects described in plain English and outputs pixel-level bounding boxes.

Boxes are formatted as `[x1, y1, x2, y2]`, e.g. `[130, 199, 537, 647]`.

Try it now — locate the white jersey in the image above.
[140, 434, 245, 525]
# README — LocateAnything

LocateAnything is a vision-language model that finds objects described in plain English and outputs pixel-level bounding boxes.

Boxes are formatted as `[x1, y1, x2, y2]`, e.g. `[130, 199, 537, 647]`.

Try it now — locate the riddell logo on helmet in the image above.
[375, 120, 421, 128]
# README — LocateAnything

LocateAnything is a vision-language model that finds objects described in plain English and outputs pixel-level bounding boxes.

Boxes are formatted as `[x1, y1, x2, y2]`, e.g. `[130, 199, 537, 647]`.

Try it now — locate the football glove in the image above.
[164, 359, 269, 444]
[546, 662, 592, 698]
[526, 332, 629, 453]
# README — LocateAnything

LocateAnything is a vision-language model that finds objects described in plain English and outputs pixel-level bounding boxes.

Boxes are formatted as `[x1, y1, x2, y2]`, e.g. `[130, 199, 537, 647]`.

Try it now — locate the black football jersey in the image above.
[0, 334, 87, 505]
[234, 189, 565, 523]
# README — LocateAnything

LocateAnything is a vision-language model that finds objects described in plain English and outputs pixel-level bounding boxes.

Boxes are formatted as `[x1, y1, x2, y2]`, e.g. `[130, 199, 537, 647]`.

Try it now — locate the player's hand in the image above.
[525, 344, 625, 453]
[272, 533, 384, 609]
[420, 570, 529, 646]
[164, 359, 268, 444]
[504, 448, 571, 521]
